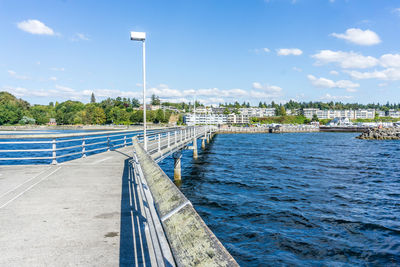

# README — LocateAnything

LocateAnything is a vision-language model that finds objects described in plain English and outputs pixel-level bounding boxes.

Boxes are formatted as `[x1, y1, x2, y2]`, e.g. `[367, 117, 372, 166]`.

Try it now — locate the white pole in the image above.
[142, 40, 147, 151]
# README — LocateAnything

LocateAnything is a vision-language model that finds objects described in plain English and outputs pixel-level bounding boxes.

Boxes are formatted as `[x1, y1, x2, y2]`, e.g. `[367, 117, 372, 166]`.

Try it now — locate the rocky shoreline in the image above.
[357, 128, 400, 140]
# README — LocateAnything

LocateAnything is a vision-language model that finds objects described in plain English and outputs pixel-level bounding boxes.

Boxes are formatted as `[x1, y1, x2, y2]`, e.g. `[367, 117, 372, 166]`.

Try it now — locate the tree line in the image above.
[0, 92, 175, 125]
[220, 100, 400, 111]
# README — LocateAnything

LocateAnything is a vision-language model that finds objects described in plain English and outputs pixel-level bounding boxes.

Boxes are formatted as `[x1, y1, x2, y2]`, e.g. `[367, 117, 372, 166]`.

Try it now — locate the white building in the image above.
[388, 109, 400, 118]
[303, 108, 375, 120]
[183, 114, 227, 126]
[239, 108, 276, 117]
[377, 110, 386, 117]
[183, 113, 250, 125]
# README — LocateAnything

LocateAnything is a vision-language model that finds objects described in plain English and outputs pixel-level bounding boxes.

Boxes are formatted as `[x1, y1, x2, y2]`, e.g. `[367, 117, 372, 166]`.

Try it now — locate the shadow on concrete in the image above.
[119, 158, 151, 266]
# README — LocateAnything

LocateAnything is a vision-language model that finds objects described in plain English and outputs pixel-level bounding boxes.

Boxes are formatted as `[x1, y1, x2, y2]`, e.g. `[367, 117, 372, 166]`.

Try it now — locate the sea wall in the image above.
[357, 128, 400, 140]
[217, 125, 319, 134]
[132, 138, 238, 267]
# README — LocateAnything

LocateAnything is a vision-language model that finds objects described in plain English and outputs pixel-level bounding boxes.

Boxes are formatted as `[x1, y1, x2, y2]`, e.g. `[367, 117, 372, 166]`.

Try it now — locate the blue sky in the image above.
[1, 0, 400, 105]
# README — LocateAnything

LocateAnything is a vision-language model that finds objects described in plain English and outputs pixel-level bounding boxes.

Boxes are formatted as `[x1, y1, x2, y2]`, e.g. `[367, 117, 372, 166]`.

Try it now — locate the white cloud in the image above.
[277, 48, 303, 56]
[251, 48, 270, 54]
[7, 70, 30, 80]
[331, 28, 381, 46]
[71, 33, 90, 42]
[2, 82, 284, 105]
[393, 8, 400, 16]
[378, 83, 388, 87]
[50, 67, 65, 71]
[252, 82, 282, 93]
[49, 77, 57, 81]
[345, 68, 400, 81]
[307, 74, 359, 92]
[17, 19, 54, 35]
[55, 85, 75, 93]
[330, 70, 339, 75]
[293, 67, 302, 72]
[320, 93, 353, 100]
[380, 54, 400, 68]
[312, 50, 379, 69]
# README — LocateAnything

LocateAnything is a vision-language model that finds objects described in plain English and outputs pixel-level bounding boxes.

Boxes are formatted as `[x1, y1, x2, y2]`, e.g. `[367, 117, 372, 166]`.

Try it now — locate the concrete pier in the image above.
[192, 136, 198, 159]
[201, 138, 206, 150]
[132, 139, 238, 266]
[0, 147, 157, 266]
[0, 125, 228, 266]
[172, 151, 182, 181]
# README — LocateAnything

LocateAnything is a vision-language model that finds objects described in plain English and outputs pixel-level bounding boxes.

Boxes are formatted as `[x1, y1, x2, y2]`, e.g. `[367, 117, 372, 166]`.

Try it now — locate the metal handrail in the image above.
[0, 126, 214, 165]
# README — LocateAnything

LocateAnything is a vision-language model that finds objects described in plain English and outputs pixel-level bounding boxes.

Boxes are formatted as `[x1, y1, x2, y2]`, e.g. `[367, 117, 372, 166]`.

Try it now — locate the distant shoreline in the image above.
[0, 124, 167, 131]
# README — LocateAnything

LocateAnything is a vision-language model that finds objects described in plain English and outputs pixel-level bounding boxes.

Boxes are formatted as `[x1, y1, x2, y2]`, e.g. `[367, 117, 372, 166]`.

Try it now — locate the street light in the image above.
[130, 31, 147, 150]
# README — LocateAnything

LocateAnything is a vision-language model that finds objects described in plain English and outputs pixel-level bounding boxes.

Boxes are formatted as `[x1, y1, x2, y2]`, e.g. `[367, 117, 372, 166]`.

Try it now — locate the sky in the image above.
[1, 0, 400, 106]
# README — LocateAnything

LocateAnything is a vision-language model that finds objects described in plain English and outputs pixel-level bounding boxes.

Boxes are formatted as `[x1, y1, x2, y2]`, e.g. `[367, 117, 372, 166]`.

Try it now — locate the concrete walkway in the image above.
[0, 147, 151, 266]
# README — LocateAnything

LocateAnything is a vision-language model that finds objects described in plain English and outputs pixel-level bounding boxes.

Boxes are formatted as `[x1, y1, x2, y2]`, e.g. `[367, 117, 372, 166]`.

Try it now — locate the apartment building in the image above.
[303, 108, 375, 119]
[239, 108, 276, 117]
[183, 114, 227, 126]
[388, 109, 400, 118]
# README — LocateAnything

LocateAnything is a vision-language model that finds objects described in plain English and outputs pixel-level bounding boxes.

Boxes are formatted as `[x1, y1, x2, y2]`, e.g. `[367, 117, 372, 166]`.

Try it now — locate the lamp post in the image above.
[130, 31, 147, 150]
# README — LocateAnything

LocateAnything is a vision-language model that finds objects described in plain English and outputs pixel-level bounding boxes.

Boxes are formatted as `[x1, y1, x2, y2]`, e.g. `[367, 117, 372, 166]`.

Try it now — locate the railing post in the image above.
[175, 130, 177, 145]
[158, 134, 161, 152]
[51, 138, 57, 165]
[168, 132, 171, 148]
[124, 135, 127, 147]
[180, 129, 183, 142]
[107, 135, 110, 151]
[82, 136, 86, 158]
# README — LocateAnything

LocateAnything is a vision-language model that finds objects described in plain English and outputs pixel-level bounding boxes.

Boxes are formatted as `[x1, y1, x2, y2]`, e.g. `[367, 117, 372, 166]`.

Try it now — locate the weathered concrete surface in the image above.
[133, 138, 238, 267]
[0, 147, 149, 266]
[357, 128, 400, 139]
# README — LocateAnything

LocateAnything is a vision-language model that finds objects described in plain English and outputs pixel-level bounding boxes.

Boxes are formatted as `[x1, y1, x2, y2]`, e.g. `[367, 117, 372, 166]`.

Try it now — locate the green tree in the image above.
[131, 98, 140, 108]
[90, 92, 96, 103]
[55, 101, 85, 124]
[154, 109, 164, 123]
[312, 114, 319, 122]
[279, 106, 286, 116]
[151, 94, 161, 105]
[84, 103, 106, 124]
[30, 105, 53, 124]
[130, 110, 143, 123]
[0, 91, 29, 125]
[19, 116, 36, 125]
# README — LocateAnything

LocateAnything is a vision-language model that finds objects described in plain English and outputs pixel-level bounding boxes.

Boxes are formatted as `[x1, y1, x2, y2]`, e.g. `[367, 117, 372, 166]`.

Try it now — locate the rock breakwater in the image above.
[357, 128, 400, 140]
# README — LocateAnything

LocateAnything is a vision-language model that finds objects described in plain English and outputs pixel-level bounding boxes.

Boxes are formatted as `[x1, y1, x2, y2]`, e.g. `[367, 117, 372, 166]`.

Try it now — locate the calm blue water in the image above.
[159, 133, 400, 266]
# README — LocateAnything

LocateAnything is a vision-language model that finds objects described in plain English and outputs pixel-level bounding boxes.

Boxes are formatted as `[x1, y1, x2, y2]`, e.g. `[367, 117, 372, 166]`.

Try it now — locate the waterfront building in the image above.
[239, 108, 276, 117]
[377, 110, 387, 117]
[183, 114, 227, 125]
[303, 108, 375, 120]
[388, 109, 400, 118]
[327, 117, 351, 126]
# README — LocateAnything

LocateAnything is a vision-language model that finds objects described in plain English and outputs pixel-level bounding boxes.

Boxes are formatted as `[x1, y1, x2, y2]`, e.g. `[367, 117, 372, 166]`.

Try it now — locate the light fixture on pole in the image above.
[130, 31, 147, 150]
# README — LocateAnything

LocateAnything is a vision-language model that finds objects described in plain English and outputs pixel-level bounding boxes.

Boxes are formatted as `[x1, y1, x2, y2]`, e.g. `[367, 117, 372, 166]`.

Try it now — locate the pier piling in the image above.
[173, 151, 182, 181]
[192, 137, 198, 159]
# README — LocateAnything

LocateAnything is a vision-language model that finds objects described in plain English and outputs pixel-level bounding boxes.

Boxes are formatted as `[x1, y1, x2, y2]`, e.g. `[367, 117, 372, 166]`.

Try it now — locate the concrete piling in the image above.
[173, 151, 182, 182]
[192, 137, 198, 159]
[201, 138, 206, 150]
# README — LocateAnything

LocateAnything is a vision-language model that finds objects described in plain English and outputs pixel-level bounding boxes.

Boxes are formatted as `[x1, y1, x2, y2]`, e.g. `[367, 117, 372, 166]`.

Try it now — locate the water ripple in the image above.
[159, 133, 400, 266]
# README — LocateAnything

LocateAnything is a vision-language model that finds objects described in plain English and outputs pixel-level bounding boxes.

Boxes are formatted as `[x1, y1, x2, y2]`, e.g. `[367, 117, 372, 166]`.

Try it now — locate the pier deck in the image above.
[0, 126, 236, 266]
[0, 146, 153, 266]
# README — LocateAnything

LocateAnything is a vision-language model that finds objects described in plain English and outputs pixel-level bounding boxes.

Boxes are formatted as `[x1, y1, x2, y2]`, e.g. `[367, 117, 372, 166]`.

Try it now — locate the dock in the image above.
[0, 126, 237, 266]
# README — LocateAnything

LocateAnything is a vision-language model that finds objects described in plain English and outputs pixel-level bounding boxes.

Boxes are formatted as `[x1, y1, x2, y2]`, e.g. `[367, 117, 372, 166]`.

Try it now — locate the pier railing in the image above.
[0, 126, 207, 165]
